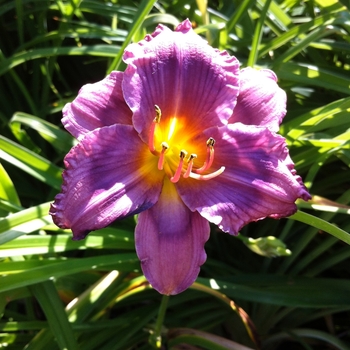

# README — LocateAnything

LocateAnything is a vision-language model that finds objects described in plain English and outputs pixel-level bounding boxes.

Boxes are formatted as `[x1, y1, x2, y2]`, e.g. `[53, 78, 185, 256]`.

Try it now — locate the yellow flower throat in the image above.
[148, 105, 225, 183]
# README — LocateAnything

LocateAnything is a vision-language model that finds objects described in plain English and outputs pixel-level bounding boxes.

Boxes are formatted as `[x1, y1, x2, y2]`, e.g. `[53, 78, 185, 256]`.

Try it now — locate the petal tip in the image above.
[142, 259, 204, 296]
[135, 191, 210, 295]
[175, 19, 193, 33]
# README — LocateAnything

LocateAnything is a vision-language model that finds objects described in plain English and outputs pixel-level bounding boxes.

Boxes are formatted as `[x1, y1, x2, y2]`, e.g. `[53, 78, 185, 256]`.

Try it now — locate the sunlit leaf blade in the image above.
[290, 210, 350, 245]
[0, 136, 62, 189]
[0, 254, 139, 293]
[275, 62, 350, 95]
[0, 163, 20, 206]
[0, 202, 50, 233]
[10, 112, 76, 154]
[106, 0, 158, 73]
[247, 0, 273, 67]
[0, 228, 134, 256]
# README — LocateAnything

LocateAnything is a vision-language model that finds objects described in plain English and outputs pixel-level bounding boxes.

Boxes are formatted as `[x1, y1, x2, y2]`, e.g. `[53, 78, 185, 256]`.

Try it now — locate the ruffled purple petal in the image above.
[62, 71, 132, 140]
[230, 68, 286, 132]
[135, 179, 210, 295]
[177, 124, 311, 235]
[122, 19, 240, 143]
[50, 124, 164, 239]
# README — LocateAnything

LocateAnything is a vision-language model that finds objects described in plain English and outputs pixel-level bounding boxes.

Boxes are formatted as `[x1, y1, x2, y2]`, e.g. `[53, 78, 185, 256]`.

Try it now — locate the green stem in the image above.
[149, 295, 170, 349]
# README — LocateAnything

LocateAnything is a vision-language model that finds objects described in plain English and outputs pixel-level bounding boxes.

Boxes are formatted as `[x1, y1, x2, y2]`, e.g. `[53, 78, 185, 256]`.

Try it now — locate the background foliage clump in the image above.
[0, 0, 350, 349]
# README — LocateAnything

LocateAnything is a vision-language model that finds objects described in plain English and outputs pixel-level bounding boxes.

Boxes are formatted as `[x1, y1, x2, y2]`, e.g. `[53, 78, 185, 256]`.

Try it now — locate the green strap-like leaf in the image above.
[0, 45, 120, 76]
[0, 253, 139, 293]
[290, 210, 350, 245]
[10, 112, 76, 154]
[0, 163, 21, 206]
[0, 202, 51, 244]
[29, 280, 79, 350]
[0, 136, 62, 189]
[106, 0, 158, 73]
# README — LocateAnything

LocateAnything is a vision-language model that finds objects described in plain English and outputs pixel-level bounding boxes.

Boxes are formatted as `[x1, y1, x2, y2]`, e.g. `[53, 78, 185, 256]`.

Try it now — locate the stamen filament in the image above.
[189, 166, 225, 181]
[194, 137, 215, 174]
[158, 142, 169, 170]
[170, 150, 187, 183]
[183, 154, 197, 178]
[149, 105, 162, 155]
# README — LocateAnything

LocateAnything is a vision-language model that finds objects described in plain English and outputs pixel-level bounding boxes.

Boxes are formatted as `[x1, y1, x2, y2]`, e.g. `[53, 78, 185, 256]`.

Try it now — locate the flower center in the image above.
[148, 105, 225, 183]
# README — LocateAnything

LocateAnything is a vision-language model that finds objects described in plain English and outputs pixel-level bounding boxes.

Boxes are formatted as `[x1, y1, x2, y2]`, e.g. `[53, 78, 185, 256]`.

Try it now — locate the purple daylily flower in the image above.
[50, 19, 311, 295]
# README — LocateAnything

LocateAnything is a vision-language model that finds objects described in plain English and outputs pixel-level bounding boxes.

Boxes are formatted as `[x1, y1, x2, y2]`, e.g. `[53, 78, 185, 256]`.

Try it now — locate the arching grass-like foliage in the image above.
[0, 0, 350, 349]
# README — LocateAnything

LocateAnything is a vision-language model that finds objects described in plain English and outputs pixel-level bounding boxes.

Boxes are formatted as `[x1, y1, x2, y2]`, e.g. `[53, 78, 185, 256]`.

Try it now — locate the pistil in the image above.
[190, 166, 225, 181]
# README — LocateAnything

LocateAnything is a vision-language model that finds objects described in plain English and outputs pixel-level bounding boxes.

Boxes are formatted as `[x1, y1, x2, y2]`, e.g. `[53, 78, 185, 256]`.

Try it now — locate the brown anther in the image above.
[194, 138, 215, 174]
[161, 142, 169, 151]
[207, 137, 215, 147]
[188, 153, 197, 161]
[180, 150, 188, 159]
[149, 105, 162, 155]
[154, 105, 162, 123]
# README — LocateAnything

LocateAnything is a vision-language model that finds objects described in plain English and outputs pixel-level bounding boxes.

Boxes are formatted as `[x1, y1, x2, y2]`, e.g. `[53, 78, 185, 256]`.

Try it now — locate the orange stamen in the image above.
[194, 137, 215, 174]
[170, 150, 187, 183]
[148, 107, 223, 183]
[158, 142, 169, 170]
[183, 154, 197, 178]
